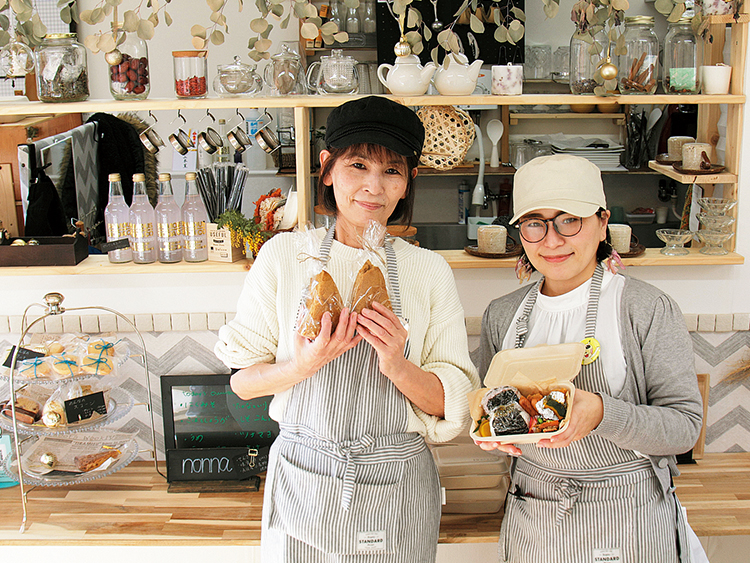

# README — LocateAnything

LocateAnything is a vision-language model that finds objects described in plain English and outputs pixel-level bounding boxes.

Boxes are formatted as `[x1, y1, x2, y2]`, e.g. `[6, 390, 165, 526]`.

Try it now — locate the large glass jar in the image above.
[108, 31, 150, 100]
[35, 33, 89, 102]
[663, 17, 700, 94]
[618, 16, 658, 94]
[569, 27, 606, 94]
[172, 50, 208, 98]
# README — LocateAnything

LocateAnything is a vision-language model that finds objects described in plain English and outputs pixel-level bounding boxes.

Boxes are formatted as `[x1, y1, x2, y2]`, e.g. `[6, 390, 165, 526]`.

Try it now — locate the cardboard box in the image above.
[0, 234, 88, 266]
[207, 223, 244, 263]
[468, 342, 584, 444]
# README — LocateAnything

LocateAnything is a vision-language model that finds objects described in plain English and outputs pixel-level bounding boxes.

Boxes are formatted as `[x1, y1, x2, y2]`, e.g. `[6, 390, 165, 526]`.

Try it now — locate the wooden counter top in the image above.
[0, 453, 747, 546]
[0, 248, 744, 276]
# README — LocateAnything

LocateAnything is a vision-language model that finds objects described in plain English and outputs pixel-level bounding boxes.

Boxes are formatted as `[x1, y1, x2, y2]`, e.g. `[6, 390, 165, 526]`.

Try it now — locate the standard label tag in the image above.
[593, 548, 622, 562]
[357, 531, 386, 553]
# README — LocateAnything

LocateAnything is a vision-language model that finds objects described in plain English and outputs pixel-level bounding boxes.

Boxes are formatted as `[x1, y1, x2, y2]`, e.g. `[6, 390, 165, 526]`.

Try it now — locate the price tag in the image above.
[3, 346, 45, 369]
[100, 238, 131, 253]
[64, 391, 107, 423]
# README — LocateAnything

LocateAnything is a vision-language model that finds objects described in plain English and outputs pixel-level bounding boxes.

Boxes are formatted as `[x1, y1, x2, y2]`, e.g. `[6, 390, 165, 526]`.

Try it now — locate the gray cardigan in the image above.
[475, 274, 704, 493]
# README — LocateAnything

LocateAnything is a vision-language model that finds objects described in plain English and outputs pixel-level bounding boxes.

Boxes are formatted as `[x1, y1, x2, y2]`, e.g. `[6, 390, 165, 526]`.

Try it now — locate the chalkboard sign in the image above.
[161, 374, 279, 482]
[65, 391, 107, 423]
[166, 446, 270, 481]
[3, 346, 45, 368]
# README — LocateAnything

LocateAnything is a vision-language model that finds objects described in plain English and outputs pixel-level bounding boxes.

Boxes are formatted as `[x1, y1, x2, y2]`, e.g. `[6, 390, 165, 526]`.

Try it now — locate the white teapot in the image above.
[433, 53, 483, 96]
[377, 54, 436, 96]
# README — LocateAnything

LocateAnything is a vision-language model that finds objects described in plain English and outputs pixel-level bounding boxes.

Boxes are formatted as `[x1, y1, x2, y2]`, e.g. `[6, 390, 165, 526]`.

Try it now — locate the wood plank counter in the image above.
[0, 454, 747, 546]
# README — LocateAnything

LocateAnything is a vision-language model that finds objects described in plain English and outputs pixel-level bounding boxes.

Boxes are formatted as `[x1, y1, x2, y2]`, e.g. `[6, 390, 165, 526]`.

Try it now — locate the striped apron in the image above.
[499, 264, 692, 563]
[261, 225, 441, 562]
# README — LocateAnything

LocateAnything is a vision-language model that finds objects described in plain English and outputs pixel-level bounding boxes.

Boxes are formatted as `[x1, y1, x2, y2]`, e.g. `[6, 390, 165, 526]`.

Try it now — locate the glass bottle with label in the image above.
[155, 172, 183, 263]
[216, 118, 230, 163]
[104, 173, 132, 263]
[618, 16, 659, 94]
[129, 173, 157, 264]
[181, 172, 209, 262]
[663, 16, 700, 94]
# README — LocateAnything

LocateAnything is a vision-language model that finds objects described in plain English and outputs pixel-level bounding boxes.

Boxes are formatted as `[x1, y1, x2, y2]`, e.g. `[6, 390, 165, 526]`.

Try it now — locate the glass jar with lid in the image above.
[663, 16, 700, 94]
[618, 16, 658, 94]
[213, 56, 263, 96]
[172, 50, 208, 98]
[108, 28, 150, 100]
[35, 33, 89, 102]
[569, 26, 607, 94]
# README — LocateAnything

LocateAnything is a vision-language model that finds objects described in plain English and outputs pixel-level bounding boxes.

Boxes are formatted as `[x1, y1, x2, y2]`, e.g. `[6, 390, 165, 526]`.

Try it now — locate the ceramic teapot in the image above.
[306, 49, 359, 95]
[213, 56, 263, 96]
[433, 53, 483, 96]
[377, 54, 436, 96]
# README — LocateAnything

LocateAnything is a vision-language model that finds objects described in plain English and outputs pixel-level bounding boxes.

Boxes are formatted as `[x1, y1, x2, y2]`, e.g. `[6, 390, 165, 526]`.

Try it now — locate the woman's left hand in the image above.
[536, 389, 604, 449]
[356, 301, 409, 382]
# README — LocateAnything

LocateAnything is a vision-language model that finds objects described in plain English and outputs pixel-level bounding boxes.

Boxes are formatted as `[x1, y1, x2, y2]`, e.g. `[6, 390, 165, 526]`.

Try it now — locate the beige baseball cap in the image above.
[510, 154, 607, 224]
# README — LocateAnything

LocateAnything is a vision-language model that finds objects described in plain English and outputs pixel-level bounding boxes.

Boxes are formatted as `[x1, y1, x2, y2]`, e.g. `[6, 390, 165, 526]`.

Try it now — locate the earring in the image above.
[515, 254, 533, 284]
[605, 242, 626, 274]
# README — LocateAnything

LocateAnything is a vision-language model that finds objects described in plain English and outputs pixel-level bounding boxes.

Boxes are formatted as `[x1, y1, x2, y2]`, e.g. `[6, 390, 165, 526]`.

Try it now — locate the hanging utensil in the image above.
[430, 0, 444, 32]
[486, 119, 504, 168]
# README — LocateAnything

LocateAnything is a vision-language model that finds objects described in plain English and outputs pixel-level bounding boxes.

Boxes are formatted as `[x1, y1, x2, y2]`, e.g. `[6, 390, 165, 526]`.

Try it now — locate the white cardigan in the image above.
[215, 227, 480, 443]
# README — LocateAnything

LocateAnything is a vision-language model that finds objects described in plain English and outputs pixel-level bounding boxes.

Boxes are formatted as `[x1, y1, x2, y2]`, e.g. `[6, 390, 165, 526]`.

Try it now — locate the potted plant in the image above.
[215, 209, 273, 259]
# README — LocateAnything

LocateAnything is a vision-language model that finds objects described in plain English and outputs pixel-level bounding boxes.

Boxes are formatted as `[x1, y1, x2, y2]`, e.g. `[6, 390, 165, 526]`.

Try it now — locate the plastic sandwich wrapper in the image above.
[468, 342, 585, 444]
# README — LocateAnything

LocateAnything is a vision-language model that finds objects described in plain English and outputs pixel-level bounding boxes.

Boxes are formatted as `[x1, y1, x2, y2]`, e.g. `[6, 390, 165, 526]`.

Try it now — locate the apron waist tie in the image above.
[553, 480, 582, 527]
[278, 424, 425, 511]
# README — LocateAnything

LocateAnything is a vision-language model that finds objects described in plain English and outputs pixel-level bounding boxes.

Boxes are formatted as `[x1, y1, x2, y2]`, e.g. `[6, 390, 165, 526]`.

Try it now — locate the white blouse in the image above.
[501, 269, 628, 397]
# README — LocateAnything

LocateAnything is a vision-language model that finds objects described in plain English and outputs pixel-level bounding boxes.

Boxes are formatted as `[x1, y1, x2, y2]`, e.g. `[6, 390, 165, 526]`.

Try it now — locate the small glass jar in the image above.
[35, 33, 89, 102]
[172, 50, 208, 98]
[569, 27, 606, 94]
[618, 16, 658, 94]
[663, 16, 700, 94]
[108, 31, 150, 100]
[362, 0, 377, 34]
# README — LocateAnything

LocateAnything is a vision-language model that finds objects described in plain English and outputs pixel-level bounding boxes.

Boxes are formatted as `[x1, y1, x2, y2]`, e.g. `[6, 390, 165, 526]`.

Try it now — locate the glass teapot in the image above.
[306, 49, 359, 95]
[213, 56, 263, 96]
[264, 43, 304, 95]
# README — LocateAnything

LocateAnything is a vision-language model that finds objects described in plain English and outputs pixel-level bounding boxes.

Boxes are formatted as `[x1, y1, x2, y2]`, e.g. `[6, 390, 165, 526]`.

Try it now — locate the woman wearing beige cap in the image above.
[474, 154, 705, 562]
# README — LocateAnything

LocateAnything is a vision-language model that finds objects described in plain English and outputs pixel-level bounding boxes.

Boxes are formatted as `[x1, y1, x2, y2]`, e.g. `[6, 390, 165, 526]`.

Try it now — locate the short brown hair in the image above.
[317, 143, 419, 226]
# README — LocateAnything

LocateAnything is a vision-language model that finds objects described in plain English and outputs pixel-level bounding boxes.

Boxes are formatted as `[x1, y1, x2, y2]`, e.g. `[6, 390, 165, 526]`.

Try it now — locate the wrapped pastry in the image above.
[350, 260, 392, 315]
[1, 396, 41, 425]
[42, 399, 65, 427]
[74, 449, 121, 472]
[298, 270, 344, 340]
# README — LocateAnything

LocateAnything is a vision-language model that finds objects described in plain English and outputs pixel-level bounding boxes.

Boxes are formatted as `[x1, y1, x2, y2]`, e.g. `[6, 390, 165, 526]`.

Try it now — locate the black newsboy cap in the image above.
[325, 96, 425, 157]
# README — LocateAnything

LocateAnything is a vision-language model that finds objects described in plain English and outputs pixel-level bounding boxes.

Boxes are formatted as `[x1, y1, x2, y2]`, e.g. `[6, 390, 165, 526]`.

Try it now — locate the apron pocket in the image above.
[269, 452, 403, 555]
[501, 483, 637, 563]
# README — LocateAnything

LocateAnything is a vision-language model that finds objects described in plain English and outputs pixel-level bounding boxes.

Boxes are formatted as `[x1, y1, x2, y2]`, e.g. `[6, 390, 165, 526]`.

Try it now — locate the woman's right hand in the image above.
[292, 308, 362, 380]
[473, 439, 523, 457]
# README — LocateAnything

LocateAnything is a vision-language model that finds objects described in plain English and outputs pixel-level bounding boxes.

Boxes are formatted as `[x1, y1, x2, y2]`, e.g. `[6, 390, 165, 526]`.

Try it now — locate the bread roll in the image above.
[298, 270, 343, 340]
[350, 260, 392, 315]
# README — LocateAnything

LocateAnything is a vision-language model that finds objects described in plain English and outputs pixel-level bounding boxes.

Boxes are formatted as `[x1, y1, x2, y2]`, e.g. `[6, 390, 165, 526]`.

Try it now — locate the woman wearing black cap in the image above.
[216, 96, 479, 561]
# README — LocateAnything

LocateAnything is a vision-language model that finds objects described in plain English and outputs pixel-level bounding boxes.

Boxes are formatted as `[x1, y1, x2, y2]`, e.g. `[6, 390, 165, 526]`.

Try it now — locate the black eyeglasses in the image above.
[516, 213, 584, 243]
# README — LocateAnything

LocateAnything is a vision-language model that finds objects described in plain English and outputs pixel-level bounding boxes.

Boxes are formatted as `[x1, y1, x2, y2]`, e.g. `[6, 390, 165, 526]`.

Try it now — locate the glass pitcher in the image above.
[306, 49, 359, 95]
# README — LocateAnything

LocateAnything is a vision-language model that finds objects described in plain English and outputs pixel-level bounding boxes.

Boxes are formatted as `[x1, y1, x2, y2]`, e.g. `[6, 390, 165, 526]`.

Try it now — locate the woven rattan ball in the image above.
[416, 105, 475, 171]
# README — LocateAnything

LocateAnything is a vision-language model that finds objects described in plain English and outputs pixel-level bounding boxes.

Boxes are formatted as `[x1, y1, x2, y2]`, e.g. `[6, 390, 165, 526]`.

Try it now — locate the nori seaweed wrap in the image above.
[482, 386, 522, 414]
[489, 402, 531, 436]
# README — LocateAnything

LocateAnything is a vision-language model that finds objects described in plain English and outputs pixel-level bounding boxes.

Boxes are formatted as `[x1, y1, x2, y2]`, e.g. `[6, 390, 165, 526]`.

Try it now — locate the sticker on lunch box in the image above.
[468, 343, 584, 444]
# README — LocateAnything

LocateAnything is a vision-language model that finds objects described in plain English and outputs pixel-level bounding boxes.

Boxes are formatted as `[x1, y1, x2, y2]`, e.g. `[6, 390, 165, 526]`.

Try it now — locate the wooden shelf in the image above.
[2, 249, 740, 276]
[648, 161, 738, 184]
[510, 112, 626, 126]
[0, 93, 745, 117]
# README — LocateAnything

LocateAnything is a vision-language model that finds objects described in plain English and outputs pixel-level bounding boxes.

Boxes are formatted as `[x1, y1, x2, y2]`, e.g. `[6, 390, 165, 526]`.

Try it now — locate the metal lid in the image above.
[45, 33, 77, 40]
[669, 15, 695, 25]
[108, 173, 121, 182]
[133, 173, 146, 182]
[625, 15, 654, 25]
[158, 173, 171, 181]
